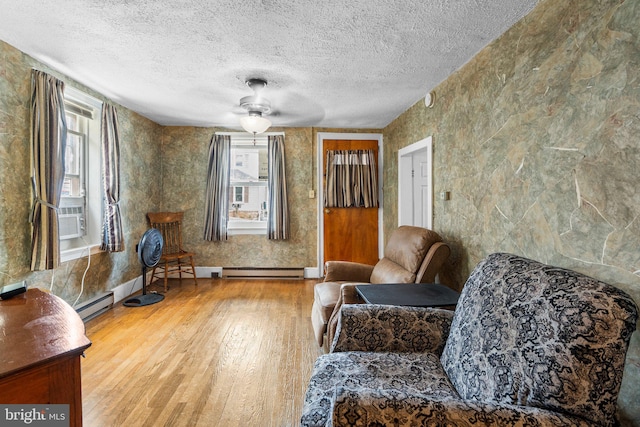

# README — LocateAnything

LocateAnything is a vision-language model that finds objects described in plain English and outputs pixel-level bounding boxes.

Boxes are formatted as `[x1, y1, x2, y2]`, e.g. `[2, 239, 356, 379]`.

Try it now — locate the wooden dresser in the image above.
[0, 288, 92, 427]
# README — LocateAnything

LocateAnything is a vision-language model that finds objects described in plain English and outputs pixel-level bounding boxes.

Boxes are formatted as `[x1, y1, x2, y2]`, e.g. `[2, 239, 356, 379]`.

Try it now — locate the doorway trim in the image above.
[398, 136, 433, 229]
[316, 132, 384, 278]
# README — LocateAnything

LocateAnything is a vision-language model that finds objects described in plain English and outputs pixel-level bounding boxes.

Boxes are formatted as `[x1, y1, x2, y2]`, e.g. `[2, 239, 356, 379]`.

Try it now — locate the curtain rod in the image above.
[215, 131, 285, 136]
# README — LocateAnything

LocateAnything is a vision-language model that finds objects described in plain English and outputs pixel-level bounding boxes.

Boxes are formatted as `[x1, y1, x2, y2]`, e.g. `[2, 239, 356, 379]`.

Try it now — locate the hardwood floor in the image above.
[82, 278, 323, 427]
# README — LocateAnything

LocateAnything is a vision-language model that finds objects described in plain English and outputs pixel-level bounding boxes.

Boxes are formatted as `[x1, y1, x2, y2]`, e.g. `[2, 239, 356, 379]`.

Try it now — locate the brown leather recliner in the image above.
[311, 226, 450, 348]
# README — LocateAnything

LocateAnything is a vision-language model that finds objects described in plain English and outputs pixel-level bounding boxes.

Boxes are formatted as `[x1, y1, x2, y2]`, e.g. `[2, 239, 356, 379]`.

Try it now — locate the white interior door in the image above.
[413, 150, 431, 228]
[398, 136, 433, 229]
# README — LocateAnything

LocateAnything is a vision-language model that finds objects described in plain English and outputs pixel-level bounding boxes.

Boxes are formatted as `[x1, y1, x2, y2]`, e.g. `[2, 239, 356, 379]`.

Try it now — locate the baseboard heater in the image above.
[75, 291, 114, 321]
[222, 267, 304, 279]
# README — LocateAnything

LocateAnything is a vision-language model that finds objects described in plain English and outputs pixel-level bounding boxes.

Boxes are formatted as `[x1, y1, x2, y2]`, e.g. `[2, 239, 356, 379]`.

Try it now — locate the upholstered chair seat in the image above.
[310, 226, 450, 348]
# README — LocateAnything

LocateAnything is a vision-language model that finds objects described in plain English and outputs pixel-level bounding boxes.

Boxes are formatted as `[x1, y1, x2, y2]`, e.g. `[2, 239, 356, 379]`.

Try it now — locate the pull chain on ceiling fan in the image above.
[239, 78, 272, 137]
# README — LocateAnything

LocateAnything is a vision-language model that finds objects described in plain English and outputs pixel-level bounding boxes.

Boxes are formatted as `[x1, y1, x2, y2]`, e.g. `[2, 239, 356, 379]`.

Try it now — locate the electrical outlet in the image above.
[308, 190, 315, 199]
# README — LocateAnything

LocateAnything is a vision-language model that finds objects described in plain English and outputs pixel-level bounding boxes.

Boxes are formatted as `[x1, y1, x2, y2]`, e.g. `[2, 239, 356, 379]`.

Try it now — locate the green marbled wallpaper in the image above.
[160, 126, 318, 269]
[1, 35, 376, 304]
[3, 0, 638, 419]
[0, 39, 163, 306]
[384, 0, 640, 423]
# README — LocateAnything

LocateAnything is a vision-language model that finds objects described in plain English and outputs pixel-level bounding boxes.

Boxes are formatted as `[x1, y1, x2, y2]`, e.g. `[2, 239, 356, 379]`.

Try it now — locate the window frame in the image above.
[60, 87, 103, 262]
[232, 186, 246, 204]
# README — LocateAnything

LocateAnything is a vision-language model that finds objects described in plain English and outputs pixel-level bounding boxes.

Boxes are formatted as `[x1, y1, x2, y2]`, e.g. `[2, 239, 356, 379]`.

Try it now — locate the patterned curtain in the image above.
[30, 70, 67, 270]
[100, 103, 124, 252]
[203, 134, 230, 241]
[324, 149, 378, 208]
[267, 135, 289, 240]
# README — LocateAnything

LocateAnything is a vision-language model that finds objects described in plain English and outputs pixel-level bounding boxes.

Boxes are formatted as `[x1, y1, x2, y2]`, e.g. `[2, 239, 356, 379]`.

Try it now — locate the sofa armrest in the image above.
[325, 283, 367, 347]
[416, 241, 450, 283]
[330, 304, 454, 354]
[330, 388, 592, 427]
[338, 283, 364, 304]
[324, 261, 374, 283]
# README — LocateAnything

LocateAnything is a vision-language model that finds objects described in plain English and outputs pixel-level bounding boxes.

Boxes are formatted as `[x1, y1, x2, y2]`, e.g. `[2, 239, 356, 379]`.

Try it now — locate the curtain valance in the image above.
[324, 149, 378, 208]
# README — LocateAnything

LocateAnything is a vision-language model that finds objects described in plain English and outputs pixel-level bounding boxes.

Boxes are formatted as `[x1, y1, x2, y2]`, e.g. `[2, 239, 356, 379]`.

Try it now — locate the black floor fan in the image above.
[123, 228, 165, 307]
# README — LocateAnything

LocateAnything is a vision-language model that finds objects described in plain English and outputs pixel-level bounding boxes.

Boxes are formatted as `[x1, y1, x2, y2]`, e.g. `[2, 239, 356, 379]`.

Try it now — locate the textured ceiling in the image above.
[0, 0, 538, 129]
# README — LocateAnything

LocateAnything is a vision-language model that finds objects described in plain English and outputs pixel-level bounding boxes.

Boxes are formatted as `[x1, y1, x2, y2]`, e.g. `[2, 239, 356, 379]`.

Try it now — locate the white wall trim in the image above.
[111, 276, 143, 303]
[60, 244, 101, 263]
[398, 136, 433, 229]
[195, 266, 224, 278]
[304, 266, 321, 279]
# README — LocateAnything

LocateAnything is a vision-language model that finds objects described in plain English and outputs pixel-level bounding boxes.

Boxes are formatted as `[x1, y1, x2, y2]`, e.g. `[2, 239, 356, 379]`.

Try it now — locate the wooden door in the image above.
[323, 139, 379, 265]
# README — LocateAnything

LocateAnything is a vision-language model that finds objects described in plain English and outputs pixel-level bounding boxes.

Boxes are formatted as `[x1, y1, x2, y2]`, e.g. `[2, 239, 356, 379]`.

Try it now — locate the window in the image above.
[60, 87, 102, 261]
[203, 133, 288, 241]
[232, 186, 246, 203]
[227, 136, 268, 234]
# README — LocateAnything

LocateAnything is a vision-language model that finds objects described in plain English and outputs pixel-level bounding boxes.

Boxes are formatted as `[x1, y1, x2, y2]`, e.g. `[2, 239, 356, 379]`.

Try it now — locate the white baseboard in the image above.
[111, 276, 143, 303]
[304, 267, 321, 279]
[222, 267, 304, 279]
[110, 265, 317, 303]
[201, 266, 313, 279]
[75, 291, 114, 321]
[195, 266, 223, 278]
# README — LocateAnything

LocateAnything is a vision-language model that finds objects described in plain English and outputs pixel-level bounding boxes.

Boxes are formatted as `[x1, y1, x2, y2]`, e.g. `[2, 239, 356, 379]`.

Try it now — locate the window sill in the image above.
[228, 221, 267, 235]
[61, 244, 102, 263]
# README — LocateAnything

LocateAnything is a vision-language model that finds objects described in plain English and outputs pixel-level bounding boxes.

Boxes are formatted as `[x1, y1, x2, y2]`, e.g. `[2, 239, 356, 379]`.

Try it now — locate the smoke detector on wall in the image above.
[239, 78, 272, 134]
[425, 91, 435, 108]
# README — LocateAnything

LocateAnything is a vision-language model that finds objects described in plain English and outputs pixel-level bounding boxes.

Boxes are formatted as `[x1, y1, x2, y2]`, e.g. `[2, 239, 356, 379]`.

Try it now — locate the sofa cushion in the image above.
[301, 351, 459, 427]
[310, 282, 344, 346]
[314, 281, 342, 320]
[329, 388, 592, 427]
[440, 253, 639, 426]
[369, 226, 443, 284]
[331, 304, 454, 355]
[382, 226, 442, 274]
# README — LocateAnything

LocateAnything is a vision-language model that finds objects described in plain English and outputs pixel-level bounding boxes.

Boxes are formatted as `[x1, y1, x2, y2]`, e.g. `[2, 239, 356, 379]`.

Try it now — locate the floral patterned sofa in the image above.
[301, 252, 638, 427]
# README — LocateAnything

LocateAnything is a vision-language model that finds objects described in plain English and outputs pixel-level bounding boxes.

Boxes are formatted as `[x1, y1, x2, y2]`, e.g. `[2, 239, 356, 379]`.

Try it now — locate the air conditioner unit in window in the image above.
[59, 205, 85, 240]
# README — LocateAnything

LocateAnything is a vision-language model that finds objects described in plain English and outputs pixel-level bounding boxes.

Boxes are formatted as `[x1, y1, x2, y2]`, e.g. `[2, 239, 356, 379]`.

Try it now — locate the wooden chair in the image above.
[147, 212, 198, 292]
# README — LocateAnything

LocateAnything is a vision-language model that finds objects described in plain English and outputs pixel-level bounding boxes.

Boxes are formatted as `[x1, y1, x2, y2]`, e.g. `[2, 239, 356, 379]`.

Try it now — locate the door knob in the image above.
[324, 208, 331, 214]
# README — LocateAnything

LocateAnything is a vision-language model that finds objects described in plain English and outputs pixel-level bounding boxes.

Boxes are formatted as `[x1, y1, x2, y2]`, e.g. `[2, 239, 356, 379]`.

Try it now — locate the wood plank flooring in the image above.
[81, 278, 323, 427]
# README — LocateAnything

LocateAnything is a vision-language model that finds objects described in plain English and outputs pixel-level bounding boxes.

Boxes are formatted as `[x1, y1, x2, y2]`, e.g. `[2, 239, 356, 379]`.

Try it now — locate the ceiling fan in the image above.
[239, 78, 272, 135]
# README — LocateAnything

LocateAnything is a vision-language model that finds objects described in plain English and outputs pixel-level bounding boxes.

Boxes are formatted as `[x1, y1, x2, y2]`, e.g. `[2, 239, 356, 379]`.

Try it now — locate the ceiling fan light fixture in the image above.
[238, 78, 273, 135]
[240, 111, 271, 134]
[239, 95, 271, 114]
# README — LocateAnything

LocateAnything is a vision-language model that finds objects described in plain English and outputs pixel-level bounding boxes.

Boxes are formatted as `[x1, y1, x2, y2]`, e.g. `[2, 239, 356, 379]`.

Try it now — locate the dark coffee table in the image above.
[355, 283, 460, 308]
